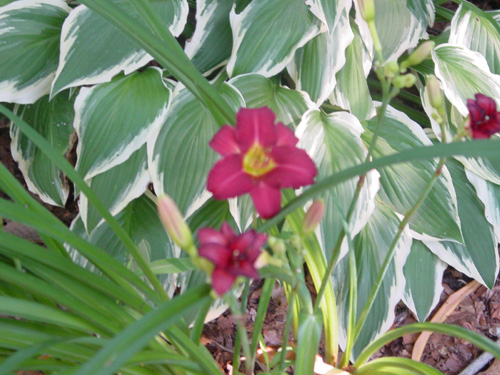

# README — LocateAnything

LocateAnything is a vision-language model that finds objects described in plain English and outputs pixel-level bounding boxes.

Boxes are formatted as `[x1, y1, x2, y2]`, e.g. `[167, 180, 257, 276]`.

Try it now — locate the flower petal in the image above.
[209, 125, 241, 156]
[475, 93, 497, 116]
[235, 107, 277, 150]
[198, 228, 227, 246]
[207, 155, 254, 199]
[275, 122, 298, 146]
[199, 243, 231, 268]
[229, 259, 259, 279]
[265, 146, 317, 188]
[211, 268, 237, 295]
[247, 232, 268, 262]
[221, 222, 237, 242]
[467, 100, 483, 125]
[250, 182, 282, 219]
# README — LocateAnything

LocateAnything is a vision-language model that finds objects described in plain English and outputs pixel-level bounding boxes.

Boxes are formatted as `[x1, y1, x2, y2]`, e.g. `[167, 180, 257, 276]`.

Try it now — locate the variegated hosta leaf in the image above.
[362, 106, 462, 242]
[229, 73, 312, 229]
[330, 21, 374, 120]
[296, 109, 379, 262]
[334, 201, 412, 358]
[432, 44, 500, 116]
[406, 0, 435, 28]
[229, 73, 312, 128]
[449, 3, 500, 75]
[184, 0, 233, 75]
[465, 170, 500, 242]
[148, 82, 243, 215]
[51, 0, 188, 95]
[354, 0, 429, 62]
[79, 146, 150, 234]
[69, 194, 179, 296]
[226, 0, 322, 78]
[423, 159, 498, 288]
[74, 67, 170, 179]
[288, 0, 353, 104]
[403, 240, 446, 322]
[0, 0, 70, 104]
[458, 149, 500, 186]
[10, 92, 74, 206]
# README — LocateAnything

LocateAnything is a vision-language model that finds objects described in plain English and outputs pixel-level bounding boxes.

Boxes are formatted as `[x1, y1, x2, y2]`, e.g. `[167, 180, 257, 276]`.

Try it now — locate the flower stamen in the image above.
[243, 143, 276, 177]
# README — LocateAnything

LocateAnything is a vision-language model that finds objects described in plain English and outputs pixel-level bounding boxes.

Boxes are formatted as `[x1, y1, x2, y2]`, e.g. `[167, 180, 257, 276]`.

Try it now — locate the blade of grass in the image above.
[0, 105, 168, 302]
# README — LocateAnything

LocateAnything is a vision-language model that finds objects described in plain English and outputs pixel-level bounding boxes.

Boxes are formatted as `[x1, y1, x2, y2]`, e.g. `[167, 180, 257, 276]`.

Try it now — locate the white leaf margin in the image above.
[51, 1, 188, 94]
[0, 0, 71, 104]
[74, 66, 171, 179]
[432, 43, 500, 116]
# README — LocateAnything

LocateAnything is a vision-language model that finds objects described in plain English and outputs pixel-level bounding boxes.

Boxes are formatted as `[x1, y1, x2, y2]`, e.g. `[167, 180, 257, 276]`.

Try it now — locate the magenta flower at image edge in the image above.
[466, 93, 500, 139]
[198, 222, 268, 295]
[207, 107, 318, 219]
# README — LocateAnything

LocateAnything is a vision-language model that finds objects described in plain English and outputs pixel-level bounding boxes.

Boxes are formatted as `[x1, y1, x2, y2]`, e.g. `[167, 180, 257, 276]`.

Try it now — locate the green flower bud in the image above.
[157, 194, 194, 251]
[384, 61, 399, 79]
[401, 41, 435, 69]
[426, 75, 443, 110]
[268, 236, 286, 255]
[302, 199, 325, 236]
[393, 74, 417, 89]
[358, 0, 375, 23]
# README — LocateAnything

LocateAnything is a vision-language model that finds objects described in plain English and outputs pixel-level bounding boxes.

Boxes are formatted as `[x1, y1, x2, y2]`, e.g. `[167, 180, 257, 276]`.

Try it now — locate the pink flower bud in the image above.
[302, 200, 325, 236]
[157, 194, 193, 250]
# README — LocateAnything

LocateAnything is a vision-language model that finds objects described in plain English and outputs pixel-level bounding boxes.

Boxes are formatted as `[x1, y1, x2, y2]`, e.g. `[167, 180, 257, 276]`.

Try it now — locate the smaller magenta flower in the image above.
[207, 107, 317, 219]
[466, 94, 500, 139]
[198, 222, 267, 295]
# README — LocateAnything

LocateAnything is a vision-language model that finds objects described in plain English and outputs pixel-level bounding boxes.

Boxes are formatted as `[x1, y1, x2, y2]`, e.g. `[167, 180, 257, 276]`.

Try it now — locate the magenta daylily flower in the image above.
[198, 222, 267, 295]
[466, 93, 500, 139]
[207, 107, 317, 219]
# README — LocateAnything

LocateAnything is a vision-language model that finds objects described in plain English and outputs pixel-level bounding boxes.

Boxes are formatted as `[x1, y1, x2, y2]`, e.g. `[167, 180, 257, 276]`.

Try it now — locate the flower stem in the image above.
[225, 292, 252, 374]
[352, 156, 448, 343]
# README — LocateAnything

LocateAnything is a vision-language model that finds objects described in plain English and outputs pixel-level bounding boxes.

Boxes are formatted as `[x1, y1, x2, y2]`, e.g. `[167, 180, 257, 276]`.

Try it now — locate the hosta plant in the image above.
[1, 0, 500, 374]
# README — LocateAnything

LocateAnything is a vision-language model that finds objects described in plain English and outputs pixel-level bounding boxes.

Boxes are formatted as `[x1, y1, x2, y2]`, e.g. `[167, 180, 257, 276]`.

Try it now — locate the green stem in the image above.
[78, 0, 235, 126]
[279, 286, 297, 371]
[0, 105, 169, 303]
[225, 293, 252, 375]
[353, 156, 448, 343]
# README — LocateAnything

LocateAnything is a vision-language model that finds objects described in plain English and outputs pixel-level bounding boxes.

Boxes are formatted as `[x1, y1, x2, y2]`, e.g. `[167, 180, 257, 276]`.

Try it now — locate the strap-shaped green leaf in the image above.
[0, 0, 70, 104]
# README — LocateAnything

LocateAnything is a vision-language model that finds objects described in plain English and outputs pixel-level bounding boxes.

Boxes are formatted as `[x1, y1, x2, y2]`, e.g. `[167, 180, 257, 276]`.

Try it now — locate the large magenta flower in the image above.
[198, 222, 267, 295]
[466, 93, 500, 139]
[207, 107, 317, 218]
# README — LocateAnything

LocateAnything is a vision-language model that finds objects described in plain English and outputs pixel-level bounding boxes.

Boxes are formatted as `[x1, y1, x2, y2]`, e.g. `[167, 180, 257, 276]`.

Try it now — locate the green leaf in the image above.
[403, 240, 446, 322]
[227, 0, 322, 77]
[294, 312, 323, 375]
[334, 201, 412, 359]
[0, 0, 70, 104]
[296, 109, 379, 260]
[450, 3, 500, 75]
[51, 0, 188, 94]
[406, 0, 435, 28]
[424, 159, 498, 288]
[79, 146, 149, 233]
[288, 0, 353, 104]
[75, 67, 170, 179]
[459, 154, 500, 185]
[355, 0, 429, 62]
[432, 43, 500, 116]
[330, 21, 374, 120]
[70, 194, 180, 296]
[229, 73, 311, 128]
[362, 106, 462, 242]
[10, 92, 75, 206]
[73, 284, 212, 375]
[465, 170, 500, 241]
[184, 0, 233, 74]
[148, 82, 243, 215]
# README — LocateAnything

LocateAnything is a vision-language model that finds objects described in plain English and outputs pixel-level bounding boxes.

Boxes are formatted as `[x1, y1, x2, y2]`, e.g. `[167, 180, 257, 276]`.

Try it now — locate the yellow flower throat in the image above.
[243, 143, 276, 177]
